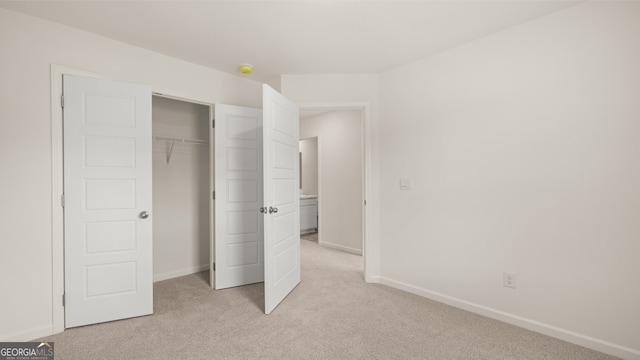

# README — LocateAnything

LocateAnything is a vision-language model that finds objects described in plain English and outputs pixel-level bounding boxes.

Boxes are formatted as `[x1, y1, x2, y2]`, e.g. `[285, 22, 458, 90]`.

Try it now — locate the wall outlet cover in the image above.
[400, 177, 412, 190]
[503, 272, 517, 289]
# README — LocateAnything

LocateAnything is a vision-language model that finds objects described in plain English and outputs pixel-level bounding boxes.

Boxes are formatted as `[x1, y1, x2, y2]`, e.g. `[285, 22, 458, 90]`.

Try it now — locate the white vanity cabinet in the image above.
[300, 195, 318, 234]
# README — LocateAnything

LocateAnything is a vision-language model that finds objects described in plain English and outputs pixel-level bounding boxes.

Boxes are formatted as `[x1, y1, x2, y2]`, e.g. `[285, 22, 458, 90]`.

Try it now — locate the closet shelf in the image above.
[153, 135, 207, 145]
[153, 135, 208, 164]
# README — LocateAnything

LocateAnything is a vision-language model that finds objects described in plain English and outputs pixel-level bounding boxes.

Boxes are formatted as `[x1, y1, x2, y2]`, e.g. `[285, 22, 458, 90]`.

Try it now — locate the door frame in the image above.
[297, 103, 377, 283]
[151, 93, 215, 288]
[50, 65, 217, 333]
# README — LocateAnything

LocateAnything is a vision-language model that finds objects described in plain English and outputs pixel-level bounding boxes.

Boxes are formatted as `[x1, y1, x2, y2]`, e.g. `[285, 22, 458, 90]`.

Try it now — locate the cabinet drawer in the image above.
[300, 198, 317, 206]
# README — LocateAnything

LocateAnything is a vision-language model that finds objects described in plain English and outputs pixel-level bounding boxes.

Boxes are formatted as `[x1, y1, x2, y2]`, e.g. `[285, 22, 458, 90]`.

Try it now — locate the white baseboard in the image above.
[319, 241, 362, 255]
[153, 264, 209, 282]
[365, 275, 381, 284]
[379, 277, 640, 360]
[1, 325, 54, 342]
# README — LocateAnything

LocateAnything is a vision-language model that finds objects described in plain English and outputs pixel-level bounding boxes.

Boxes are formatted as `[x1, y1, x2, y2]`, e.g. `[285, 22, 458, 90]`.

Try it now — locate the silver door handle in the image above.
[260, 207, 266, 213]
[269, 207, 278, 214]
[139, 211, 149, 219]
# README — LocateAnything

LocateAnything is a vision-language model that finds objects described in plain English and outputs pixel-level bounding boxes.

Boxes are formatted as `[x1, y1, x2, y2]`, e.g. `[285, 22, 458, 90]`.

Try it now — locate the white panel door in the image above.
[263, 84, 300, 314]
[63, 75, 153, 328]
[214, 105, 264, 289]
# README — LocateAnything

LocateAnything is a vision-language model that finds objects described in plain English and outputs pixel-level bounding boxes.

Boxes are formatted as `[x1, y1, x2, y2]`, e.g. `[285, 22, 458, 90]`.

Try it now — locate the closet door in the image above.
[63, 75, 153, 327]
[262, 84, 300, 314]
[214, 105, 264, 289]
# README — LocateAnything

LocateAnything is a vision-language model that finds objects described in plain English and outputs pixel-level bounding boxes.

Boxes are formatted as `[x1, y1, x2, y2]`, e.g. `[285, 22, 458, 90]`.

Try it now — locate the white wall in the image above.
[299, 137, 318, 196]
[0, 8, 261, 341]
[152, 96, 210, 281]
[378, 2, 640, 358]
[300, 111, 363, 254]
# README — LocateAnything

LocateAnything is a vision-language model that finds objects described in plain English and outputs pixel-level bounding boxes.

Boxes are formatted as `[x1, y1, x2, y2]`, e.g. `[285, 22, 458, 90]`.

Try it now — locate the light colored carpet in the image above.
[37, 238, 618, 359]
[301, 231, 318, 242]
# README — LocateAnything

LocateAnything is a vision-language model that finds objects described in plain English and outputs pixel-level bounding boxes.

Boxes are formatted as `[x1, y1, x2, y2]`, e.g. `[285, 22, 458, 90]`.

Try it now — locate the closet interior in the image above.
[152, 95, 212, 284]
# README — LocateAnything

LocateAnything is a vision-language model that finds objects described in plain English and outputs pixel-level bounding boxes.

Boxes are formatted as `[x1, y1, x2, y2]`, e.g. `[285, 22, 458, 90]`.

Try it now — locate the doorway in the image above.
[151, 96, 212, 283]
[299, 109, 365, 257]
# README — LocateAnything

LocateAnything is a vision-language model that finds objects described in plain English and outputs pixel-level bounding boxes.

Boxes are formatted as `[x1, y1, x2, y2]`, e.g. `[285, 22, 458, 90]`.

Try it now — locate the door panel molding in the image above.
[214, 104, 265, 289]
[263, 84, 301, 314]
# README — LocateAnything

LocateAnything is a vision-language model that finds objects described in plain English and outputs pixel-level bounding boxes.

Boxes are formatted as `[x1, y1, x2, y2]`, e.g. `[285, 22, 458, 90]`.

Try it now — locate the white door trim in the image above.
[50, 65, 217, 334]
[297, 102, 378, 283]
[51, 65, 104, 334]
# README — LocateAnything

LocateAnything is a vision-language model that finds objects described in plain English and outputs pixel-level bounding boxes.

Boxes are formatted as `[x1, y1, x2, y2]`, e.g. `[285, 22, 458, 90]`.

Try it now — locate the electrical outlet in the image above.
[503, 272, 517, 289]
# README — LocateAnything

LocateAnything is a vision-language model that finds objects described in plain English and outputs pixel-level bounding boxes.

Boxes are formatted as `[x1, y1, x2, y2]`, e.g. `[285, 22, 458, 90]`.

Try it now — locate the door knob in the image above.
[269, 206, 278, 214]
[139, 211, 149, 219]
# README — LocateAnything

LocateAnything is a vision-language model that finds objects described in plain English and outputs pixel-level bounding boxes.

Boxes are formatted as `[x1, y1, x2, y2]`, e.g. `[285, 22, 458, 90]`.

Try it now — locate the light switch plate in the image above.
[400, 177, 412, 190]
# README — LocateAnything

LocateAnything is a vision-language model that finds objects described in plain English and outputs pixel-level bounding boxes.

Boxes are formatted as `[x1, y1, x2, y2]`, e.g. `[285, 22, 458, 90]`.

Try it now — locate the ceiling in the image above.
[0, 1, 578, 83]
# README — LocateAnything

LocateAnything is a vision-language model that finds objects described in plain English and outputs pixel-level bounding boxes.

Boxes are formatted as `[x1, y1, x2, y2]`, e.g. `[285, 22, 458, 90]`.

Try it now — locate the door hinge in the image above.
[62, 294, 65, 307]
[212, 191, 215, 200]
[60, 95, 64, 108]
[364, 200, 367, 206]
[61, 194, 65, 208]
[212, 119, 215, 128]
[213, 263, 216, 271]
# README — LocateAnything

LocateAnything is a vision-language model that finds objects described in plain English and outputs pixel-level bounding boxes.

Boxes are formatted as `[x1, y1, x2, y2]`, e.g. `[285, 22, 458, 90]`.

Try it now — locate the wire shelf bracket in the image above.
[153, 135, 207, 164]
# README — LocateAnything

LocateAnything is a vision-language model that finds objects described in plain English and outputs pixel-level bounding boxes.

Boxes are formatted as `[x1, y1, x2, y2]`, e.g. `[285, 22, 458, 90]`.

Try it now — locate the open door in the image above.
[263, 84, 301, 314]
[211, 87, 299, 313]
[63, 75, 153, 327]
[214, 105, 265, 289]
